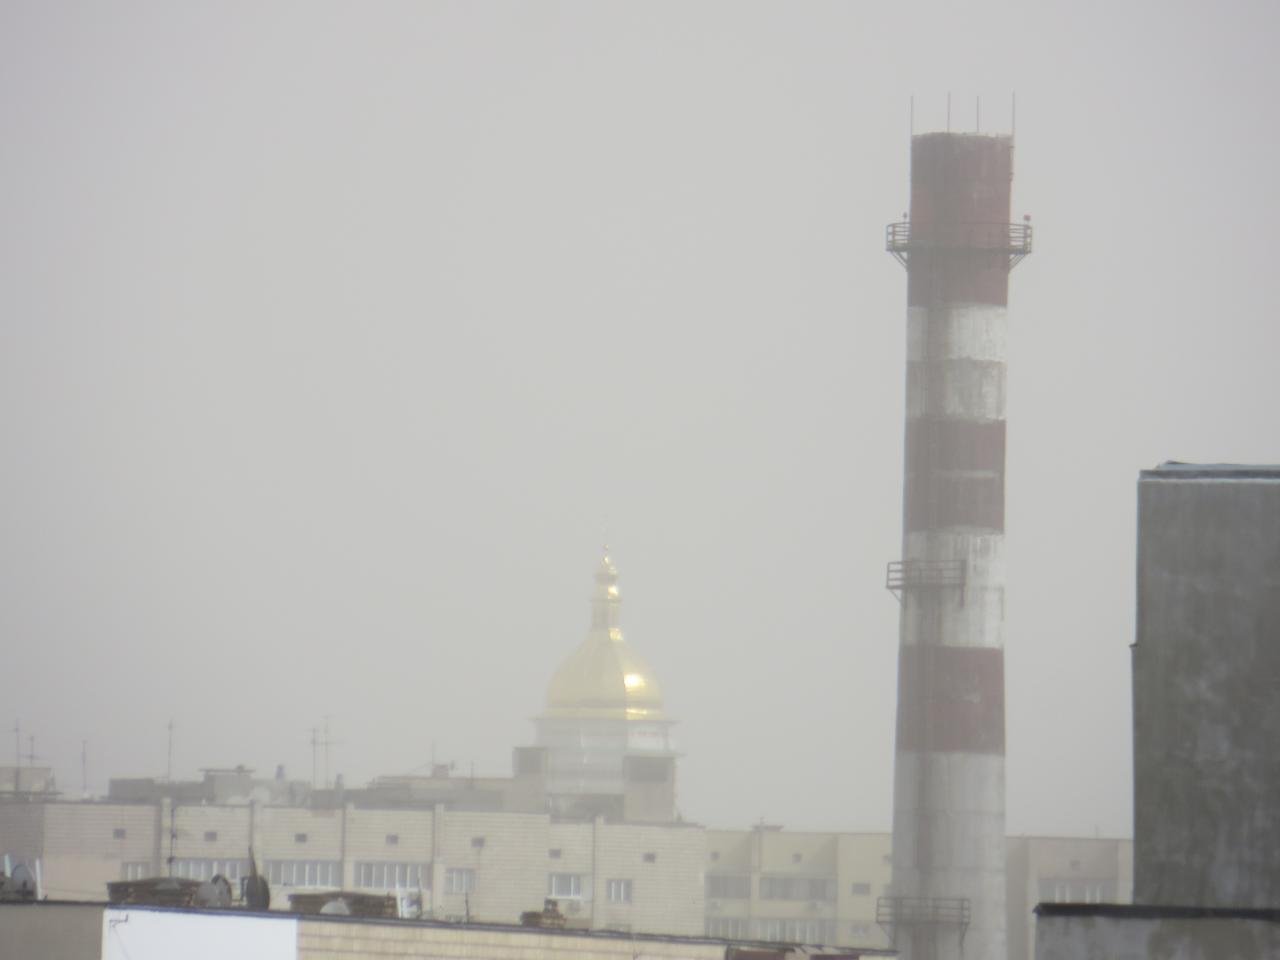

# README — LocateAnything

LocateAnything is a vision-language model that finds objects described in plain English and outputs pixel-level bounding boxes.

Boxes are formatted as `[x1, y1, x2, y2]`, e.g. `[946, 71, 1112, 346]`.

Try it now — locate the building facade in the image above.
[1029, 464, 1280, 957]
[1035, 903, 1280, 960]
[1133, 463, 1280, 909]
[0, 792, 1133, 958]
[1006, 836, 1132, 960]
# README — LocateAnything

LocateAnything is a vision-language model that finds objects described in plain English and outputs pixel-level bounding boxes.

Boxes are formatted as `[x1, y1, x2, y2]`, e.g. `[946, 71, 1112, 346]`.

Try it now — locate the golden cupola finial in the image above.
[544, 551, 665, 720]
[591, 549, 622, 638]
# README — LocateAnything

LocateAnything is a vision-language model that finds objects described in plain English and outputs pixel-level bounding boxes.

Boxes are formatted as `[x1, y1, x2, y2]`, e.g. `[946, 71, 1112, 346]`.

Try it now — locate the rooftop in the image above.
[1142, 462, 1280, 480]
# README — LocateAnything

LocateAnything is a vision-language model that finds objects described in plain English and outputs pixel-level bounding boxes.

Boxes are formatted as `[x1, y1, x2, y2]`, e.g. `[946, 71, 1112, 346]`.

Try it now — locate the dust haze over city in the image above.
[2, 0, 1278, 849]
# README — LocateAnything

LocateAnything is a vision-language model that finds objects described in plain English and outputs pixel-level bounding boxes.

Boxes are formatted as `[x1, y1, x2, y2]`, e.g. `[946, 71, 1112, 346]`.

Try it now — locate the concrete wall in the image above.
[0, 902, 104, 960]
[433, 810, 548, 924]
[345, 805, 433, 893]
[701, 829, 893, 947]
[171, 803, 253, 870]
[44, 803, 158, 899]
[595, 821, 705, 935]
[1134, 466, 1280, 908]
[6, 903, 883, 960]
[836, 833, 893, 945]
[1006, 837, 1132, 960]
[0, 801, 45, 862]
[1036, 907, 1280, 960]
[296, 917, 730, 960]
[258, 806, 345, 869]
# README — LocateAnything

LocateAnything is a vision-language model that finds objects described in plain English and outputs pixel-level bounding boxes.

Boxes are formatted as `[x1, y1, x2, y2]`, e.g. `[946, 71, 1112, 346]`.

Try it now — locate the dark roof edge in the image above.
[1141, 462, 1280, 480]
[1035, 902, 1280, 922]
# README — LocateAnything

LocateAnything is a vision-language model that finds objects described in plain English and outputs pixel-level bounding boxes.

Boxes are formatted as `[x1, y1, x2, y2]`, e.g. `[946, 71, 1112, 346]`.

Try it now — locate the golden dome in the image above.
[544, 553, 666, 721]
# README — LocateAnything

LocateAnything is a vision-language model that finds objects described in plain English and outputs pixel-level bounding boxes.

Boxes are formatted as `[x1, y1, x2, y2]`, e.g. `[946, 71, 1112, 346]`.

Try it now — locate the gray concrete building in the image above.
[1036, 903, 1280, 960]
[1006, 836, 1131, 960]
[1033, 463, 1280, 958]
[1133, 463, 1280, 909]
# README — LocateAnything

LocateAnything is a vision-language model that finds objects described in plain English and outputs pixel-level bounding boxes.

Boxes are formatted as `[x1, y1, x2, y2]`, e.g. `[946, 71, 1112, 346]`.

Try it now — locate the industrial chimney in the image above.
[880, 132, 1030, 960]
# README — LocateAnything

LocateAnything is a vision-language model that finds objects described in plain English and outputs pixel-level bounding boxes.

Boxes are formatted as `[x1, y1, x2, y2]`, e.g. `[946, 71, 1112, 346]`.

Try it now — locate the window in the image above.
[706, 874, 751, 899]
[121, 862, 150, 881]
[385, 834, 399, 846]
[625, 757, 670, 782]
[756, 918, 836, 943]
[444, 867, 475, 894]
[549, 849, 562, 859]
[808, 878, 837, 901]
[113, 828, 127, 840]
[471, 836, 485, 849]
[760, 876, 837, 902]
[265, 860, 340, 888]
[294, 833, 308, 844]
[174, 858, 250, 881]
[606, 878, 632, 903]
[642, 852, 656, 863]
[850, 881, 872, 896]
[757, 918, 784, 941]
[705, 917, 750, 939]
[1039, 878, 1114, 904]
[760, 876, 788, 900]
[354, 861, 425, 889]
[547, 873, 584, 899]
[204, 831, 218, 842]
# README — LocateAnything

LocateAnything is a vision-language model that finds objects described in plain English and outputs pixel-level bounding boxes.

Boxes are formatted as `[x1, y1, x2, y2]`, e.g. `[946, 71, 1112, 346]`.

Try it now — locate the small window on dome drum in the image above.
[625, 756, 671, 783]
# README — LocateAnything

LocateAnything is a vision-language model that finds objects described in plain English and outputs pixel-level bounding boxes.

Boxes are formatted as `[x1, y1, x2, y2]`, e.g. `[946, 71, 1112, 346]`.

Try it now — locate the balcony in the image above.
[876, 896, 972, 946]
[886, 221, 1032, 269]
[885, 559, 966, 603]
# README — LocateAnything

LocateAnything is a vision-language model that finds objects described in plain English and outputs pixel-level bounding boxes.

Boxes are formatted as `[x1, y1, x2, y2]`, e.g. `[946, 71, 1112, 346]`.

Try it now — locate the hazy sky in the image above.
[3, 1, 1278, 838]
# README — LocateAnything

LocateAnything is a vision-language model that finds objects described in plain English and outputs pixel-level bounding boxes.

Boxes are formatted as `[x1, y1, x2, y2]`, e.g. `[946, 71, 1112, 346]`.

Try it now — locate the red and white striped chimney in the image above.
[882, 132, 1030, 960]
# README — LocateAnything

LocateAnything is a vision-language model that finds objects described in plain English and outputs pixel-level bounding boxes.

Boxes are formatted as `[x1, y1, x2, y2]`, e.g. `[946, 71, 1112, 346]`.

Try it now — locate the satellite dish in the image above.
[319, 897, 351, 916]
[195, 875, 232, 908]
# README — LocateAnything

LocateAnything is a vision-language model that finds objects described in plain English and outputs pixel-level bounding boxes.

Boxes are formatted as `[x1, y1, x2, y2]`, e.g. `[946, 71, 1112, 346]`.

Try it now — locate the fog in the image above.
[3, 1, 1278, 838]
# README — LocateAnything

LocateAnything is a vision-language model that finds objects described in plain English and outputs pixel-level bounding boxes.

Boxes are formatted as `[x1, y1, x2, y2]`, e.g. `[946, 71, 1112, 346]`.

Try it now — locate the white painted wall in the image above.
[102, 908, 297, 960]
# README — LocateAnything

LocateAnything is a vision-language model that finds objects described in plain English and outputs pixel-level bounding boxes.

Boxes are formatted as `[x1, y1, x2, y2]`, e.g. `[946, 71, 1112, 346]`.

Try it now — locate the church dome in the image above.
[544, 553, 666, 721]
